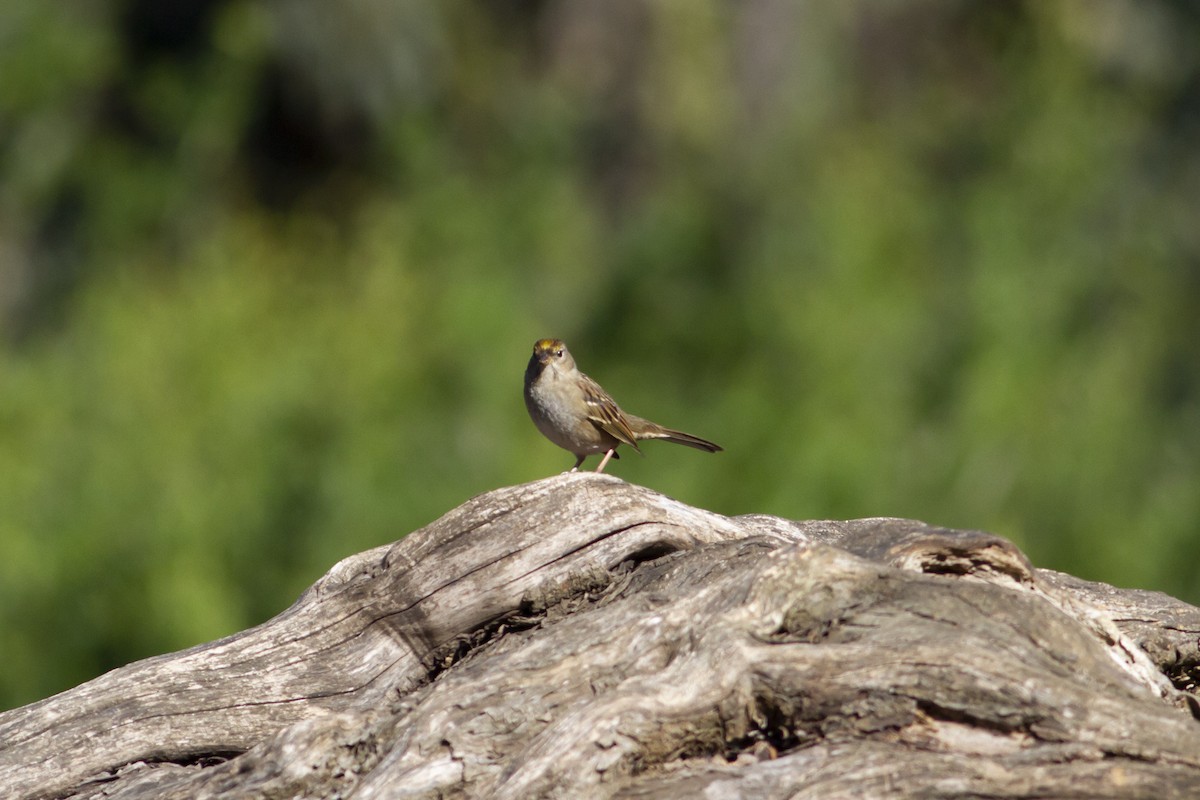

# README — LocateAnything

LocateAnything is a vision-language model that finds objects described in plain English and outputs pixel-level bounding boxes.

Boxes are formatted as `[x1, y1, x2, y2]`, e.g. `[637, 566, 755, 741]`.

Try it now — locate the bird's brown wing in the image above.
[580, 373, 642, 452]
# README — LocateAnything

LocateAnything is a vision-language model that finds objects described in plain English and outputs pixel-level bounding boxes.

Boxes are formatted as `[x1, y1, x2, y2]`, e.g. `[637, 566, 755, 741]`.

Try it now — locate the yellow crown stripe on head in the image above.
[535, 338, 564, 353]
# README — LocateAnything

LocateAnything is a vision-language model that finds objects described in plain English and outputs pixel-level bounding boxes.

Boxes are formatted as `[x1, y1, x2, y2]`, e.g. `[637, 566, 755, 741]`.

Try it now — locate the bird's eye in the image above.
[555, 349, 564, 357]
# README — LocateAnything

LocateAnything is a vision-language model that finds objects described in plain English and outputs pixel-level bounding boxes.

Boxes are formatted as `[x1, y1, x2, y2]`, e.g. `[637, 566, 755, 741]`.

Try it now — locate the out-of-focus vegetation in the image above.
[1, 0, 1198, 710]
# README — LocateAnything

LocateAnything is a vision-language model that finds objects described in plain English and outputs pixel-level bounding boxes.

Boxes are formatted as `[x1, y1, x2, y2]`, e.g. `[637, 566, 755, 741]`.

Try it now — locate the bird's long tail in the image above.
[627, 415, 722, 453]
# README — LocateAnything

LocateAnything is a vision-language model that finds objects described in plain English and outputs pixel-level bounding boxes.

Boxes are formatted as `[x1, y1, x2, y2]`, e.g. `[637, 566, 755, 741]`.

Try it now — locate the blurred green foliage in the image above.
[1, 1, 1198, 710]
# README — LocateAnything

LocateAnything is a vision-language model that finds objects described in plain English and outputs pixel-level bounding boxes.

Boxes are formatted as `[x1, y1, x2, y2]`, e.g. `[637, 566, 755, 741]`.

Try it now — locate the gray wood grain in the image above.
[2, 473, 1197, 799]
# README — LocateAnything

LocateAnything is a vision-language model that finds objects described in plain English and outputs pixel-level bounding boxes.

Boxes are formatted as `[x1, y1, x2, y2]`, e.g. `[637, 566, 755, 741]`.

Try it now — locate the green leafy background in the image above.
[2, 1, 1198, 710]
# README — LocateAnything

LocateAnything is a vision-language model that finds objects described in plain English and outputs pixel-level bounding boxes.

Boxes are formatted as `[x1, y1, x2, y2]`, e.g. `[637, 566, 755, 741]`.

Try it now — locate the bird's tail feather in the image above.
[627, 415, 722, 453]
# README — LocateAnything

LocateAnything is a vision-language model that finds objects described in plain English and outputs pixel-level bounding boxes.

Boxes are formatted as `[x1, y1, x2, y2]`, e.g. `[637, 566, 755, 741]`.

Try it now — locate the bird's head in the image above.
[529, 338, 575, 375]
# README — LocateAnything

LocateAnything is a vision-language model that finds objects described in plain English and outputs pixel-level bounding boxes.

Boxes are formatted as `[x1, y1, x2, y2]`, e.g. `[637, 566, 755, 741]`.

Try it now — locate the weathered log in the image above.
[2, 474, 1198, 799]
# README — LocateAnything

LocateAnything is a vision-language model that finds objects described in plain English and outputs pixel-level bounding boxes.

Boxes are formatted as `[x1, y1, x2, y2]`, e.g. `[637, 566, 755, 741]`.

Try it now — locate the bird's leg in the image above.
[569, 454, 586, 472]
[594, 448, 616, 473]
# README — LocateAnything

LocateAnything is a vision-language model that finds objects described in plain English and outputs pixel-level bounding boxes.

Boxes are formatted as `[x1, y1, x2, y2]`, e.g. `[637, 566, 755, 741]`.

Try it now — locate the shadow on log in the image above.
[2, 474, 1199, 798]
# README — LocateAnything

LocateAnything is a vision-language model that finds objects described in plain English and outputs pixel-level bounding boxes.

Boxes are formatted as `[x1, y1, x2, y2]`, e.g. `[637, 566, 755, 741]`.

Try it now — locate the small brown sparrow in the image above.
[524, 338, 722, 473]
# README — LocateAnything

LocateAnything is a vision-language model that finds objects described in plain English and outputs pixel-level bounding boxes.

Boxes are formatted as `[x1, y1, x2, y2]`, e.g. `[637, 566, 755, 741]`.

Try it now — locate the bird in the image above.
[523, 338, 722, 473]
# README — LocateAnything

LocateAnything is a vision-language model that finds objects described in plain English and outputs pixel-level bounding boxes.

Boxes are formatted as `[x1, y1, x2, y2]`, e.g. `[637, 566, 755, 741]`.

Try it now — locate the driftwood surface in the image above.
[2, 474, 1199, 799]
